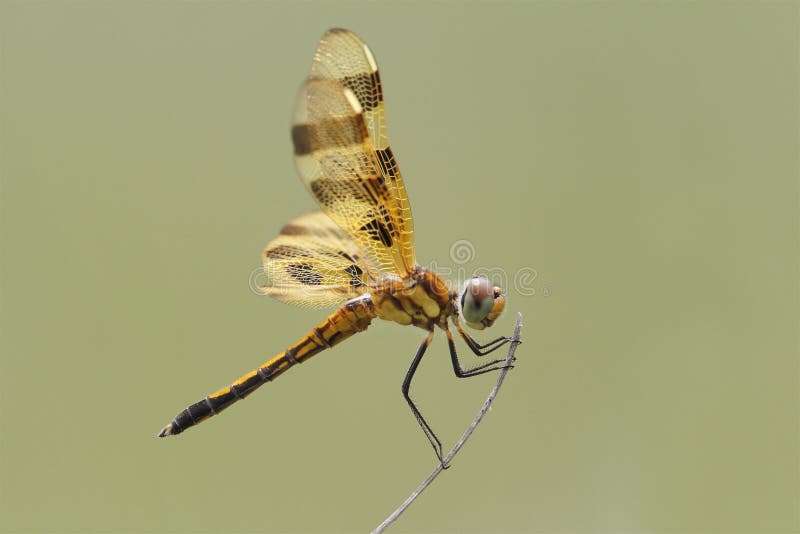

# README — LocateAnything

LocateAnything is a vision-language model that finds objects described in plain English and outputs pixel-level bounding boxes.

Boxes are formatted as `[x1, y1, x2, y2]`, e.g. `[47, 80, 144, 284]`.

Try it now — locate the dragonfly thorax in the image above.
[372, 267, 454, 330]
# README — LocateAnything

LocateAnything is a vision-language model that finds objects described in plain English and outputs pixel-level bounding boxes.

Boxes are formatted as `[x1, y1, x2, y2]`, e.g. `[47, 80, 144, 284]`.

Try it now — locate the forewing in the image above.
[311, 29, 390, 156]
[292, 28, 416, 276]
[260, 211, 379, 308]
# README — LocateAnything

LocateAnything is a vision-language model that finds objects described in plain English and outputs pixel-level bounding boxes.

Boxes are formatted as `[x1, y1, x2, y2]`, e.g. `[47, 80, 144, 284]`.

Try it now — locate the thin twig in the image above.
[372, 312, 524, 534]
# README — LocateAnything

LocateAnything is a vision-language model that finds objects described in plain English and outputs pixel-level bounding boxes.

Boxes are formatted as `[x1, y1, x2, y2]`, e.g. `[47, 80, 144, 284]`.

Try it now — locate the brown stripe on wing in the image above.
[305, 29, 416, 275]
[291, 114, 368, 156]
[307, 177, 398, 249]
[259, 211, 379, 309]
[375, 147, 399, 181]
[312, 29, 385, 137]
[279, 224, 307, 236]
[338, 71, 382, 112]
[308, 175, 392, 206]
[264, 244, 308, 259]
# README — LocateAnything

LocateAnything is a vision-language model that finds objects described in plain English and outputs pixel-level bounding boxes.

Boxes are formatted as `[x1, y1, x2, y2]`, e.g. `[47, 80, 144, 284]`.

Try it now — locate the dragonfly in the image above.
[158, 28, 511, 464]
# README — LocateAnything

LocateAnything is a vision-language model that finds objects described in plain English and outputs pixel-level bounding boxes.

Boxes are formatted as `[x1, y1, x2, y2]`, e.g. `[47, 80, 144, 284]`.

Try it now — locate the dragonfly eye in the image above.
[461, 277, 498, 328]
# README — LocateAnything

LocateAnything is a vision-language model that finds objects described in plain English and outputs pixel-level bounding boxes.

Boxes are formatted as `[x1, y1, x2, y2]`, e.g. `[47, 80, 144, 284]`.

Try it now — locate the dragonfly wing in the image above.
[291, 29, 416, 277]
[260, 211, 380, 308]
[311, 29, 391, 161]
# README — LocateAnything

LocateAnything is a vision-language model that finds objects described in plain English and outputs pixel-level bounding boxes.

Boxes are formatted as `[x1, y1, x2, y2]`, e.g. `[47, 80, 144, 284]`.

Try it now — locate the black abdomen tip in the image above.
[157, 421, 182, 437]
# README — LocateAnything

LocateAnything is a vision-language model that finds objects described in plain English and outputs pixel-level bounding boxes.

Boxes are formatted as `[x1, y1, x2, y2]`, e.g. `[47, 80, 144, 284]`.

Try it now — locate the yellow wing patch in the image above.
[259, 211, 379, 308]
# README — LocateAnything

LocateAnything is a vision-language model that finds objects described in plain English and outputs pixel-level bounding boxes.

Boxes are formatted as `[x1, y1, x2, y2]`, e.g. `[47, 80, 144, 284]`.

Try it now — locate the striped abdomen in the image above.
[158, 296, 374, 438]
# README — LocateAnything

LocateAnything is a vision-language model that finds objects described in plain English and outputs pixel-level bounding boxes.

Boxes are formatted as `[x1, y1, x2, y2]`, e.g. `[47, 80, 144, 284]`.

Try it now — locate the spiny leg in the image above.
[464, 334, 510, 355]
[454, 317, 512, 356]
[402, 330, 447, 466]
[446, 323, 513, 378]
[453, 316, 511, 356]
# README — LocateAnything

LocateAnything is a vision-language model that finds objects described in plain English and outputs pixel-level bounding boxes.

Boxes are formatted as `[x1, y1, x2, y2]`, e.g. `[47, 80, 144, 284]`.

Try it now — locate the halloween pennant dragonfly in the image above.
[158, 28, 511, 464]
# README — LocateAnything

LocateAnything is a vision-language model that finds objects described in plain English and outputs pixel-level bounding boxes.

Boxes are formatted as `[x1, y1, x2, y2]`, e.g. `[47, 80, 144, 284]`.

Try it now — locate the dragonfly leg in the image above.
[446, 323, 513, 378]
[402, 330, 447, 467]
[454, 317, 512, 356]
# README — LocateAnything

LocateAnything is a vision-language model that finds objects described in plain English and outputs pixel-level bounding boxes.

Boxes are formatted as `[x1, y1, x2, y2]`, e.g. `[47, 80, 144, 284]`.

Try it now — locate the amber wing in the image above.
[260, 211, 381, 308]
[291, 29, 416, 277]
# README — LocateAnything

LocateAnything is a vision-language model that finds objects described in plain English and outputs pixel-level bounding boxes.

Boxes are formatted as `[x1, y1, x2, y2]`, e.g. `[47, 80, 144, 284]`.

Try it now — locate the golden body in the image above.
[372, 268, 453, 329]
[158, 29, 508, 464]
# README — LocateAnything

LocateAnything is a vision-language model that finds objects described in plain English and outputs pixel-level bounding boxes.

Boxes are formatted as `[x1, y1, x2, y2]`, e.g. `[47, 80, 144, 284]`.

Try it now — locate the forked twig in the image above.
[372, 312, 524, 534]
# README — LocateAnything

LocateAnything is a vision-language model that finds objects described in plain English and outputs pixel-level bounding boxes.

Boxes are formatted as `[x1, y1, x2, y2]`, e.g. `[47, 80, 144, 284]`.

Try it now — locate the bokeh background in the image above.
[2, 2, 797, 533]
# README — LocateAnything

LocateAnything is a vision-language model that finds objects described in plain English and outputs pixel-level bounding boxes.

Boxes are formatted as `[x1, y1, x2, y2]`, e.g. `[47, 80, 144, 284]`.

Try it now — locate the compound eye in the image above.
[461, 278, 494, 324]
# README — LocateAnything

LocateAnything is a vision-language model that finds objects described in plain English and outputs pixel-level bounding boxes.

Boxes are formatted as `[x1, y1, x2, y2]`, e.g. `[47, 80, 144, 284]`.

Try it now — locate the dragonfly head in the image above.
[459, 276, 505, 330]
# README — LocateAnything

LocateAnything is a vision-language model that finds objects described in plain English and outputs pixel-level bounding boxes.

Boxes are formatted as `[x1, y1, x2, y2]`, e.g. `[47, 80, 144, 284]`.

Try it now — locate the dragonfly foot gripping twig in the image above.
[372, 312, 524, 534]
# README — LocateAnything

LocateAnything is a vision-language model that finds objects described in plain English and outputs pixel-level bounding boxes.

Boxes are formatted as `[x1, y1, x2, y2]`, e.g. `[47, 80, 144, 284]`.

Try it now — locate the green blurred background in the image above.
[2, 2, 797, 532]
